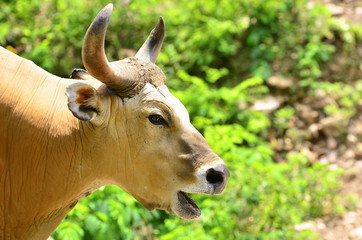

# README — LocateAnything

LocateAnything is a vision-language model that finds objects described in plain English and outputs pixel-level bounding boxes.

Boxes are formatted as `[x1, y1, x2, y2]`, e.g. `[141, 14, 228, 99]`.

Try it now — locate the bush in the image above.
[2, 0, 360, 239]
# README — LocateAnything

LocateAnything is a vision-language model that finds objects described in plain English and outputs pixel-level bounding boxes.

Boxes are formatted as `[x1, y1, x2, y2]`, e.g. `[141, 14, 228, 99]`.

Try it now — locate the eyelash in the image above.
[148, 114, 168, 126]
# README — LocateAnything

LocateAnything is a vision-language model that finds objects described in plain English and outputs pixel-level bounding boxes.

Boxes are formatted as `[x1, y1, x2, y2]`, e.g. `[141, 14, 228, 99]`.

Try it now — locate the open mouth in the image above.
[177, 191, 201, 218]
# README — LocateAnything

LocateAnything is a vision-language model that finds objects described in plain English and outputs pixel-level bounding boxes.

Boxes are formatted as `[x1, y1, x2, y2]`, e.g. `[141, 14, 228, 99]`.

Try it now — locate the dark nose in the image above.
[206, 164, 230, 195]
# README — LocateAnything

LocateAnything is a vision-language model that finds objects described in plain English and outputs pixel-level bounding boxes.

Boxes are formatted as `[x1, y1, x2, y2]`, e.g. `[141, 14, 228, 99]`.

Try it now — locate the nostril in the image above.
[206, 168, 224, 186]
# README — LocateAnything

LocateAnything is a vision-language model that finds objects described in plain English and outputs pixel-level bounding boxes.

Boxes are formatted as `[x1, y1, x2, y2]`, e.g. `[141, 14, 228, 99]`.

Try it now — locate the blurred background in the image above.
[1, 0, 361, 239]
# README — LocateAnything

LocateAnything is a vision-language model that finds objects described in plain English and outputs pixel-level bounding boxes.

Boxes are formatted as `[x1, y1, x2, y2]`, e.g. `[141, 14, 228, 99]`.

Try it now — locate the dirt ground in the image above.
[319, 0, 362, 24]
[294, 1, 362, 239]
[295, 161, 362, 240]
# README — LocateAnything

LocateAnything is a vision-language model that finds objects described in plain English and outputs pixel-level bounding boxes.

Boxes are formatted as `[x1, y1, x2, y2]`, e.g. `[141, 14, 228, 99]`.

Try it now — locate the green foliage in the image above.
[172, 70, 268, 130]
[274, 107, 295, 134]
[53, 186, 168, 240]
[2, 0, 360, 239]
[317, 80, 362, 118]
[55, 222, 84, 240]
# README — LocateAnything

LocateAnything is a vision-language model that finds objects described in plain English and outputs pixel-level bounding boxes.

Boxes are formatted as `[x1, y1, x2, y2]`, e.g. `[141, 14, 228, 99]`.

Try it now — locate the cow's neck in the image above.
[0, 106, 122, 239]
[0, 48, 130, 239]
[0, 83, 121, 239]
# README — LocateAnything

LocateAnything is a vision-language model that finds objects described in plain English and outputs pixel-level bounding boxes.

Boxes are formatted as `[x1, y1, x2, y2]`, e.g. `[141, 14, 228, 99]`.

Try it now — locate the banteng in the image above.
[0, 4, 229, 239]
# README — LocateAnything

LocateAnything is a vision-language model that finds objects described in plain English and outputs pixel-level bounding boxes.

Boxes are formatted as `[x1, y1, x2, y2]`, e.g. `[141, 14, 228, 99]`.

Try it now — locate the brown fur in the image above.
[76, 88, 95, 104]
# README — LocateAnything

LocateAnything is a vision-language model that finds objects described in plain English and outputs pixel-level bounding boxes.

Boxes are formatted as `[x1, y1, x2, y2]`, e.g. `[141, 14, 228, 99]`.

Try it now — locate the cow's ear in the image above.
[66, 82, 101, 121]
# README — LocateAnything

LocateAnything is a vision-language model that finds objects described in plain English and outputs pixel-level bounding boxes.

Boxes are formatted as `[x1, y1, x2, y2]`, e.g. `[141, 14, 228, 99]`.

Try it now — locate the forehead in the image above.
[134, 83, 190, 120]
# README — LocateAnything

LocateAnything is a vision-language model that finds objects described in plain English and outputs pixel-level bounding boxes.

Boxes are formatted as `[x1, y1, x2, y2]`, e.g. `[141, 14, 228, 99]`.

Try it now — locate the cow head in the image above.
[66, 4, 229, 220]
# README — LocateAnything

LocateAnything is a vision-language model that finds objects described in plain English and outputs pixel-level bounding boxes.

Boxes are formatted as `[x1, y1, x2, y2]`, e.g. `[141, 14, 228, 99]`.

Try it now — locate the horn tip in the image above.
[89, 3, 113, 33]
[105, 3, 113, 10]
[157, 16, 165, 30]
[100, 3, 113, 16]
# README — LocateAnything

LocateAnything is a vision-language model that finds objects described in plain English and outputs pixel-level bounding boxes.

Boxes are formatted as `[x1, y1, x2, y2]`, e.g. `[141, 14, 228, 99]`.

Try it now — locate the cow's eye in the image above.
[148, 114, 168, 126]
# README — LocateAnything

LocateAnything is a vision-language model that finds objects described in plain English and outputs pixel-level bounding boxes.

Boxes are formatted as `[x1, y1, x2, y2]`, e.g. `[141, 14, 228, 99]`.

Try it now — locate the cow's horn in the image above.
[135, 17, 165, 63]
[82, 4, 136, 92]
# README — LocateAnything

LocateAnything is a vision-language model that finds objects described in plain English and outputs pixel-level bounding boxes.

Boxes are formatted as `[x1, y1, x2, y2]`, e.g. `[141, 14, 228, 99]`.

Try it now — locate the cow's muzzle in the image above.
[173, 162, 230, 219]
[205, 164, 230, 195]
